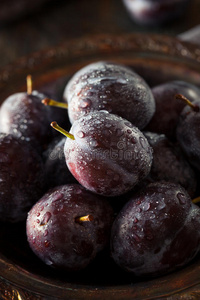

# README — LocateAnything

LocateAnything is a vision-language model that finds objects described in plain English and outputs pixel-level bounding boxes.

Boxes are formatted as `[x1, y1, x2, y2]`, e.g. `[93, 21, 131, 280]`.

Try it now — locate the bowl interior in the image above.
[0, 33, 200, 299]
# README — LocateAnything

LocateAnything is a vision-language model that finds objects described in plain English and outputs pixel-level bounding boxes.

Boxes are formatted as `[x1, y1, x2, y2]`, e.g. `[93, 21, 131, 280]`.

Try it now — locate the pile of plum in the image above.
[0, 61, 200, 279]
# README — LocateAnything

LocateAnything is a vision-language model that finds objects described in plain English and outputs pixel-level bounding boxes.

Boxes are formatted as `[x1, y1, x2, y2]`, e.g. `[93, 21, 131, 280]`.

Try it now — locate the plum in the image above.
[145, 80, 200, 140]
[51, 110, 153, 196]
[111, 181, 200, 277]
[26, 184, 114, 271]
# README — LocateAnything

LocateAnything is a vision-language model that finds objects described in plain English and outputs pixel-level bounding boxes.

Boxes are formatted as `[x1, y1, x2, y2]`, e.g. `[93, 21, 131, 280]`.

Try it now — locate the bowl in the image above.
[0, 33, 200, 300]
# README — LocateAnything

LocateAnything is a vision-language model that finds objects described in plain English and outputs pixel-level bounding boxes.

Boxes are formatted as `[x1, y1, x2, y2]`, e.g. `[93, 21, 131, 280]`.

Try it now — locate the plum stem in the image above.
[75, 215, 94, 223]
[42, 98, 68, 109]
[51, 121, 75, 140]
[192, 196, 200, 204]
[175, 94, 199, 112]
[26, 75, 32, 95]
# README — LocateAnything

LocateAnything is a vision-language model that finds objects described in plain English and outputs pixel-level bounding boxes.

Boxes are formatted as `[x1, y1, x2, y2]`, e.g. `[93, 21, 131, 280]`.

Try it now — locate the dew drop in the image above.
[132, 234, 141, 242]
[44, 240, 50, 248]
[52, 193, 63, 202]
[40, 212, 52, 226]
[77, 131, 85, 138]
[177, 192, 187, 205]
[131, 137, 137, 144]
[157, 199, 166, 210]
[89, 140, 99, 147]
[143, 202, 150, 211]
[139, 136, 147, 149]
[79, 98, 92, 108]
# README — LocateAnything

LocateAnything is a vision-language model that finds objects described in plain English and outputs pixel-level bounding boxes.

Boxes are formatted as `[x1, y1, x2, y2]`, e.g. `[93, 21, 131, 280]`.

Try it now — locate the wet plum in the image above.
[0, 76, 62, 154]
[52, 110, 153, 197]
[143, 131, 197, 197]
[64, 61, 155, 129]
[111, 182, 200, 277]
[26, 184, 114, 271]
[145, 80, 200, 140]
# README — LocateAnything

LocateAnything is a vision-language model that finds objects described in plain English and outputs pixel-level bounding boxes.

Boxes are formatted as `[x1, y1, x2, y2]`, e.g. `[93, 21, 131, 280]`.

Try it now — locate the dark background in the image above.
[0, 0, 200, 69]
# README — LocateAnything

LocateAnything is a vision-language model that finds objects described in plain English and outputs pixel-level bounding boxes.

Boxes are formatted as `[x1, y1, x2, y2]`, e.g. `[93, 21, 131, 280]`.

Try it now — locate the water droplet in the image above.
[40, 212, 51, 226]
[44, 240, 50, 248]
[52, 193, 63, 202]
[177, 193, 187, 205]
[132, 234, 141, 242]
[116, 128, 123, 137]
[89, 140, 99, 147]
[77, 131, 85, 138]
[124, 121, 133, 128]
[79, 98, 91, 108]
[157, 199, 166, 210]
[131, 137, 137, 144]
[139, 136, 147, 149]
[143, 202, 150, 211]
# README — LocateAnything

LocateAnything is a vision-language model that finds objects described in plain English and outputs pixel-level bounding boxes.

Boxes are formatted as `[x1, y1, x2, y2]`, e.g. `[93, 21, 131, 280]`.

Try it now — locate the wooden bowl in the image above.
[0, 33, 200, 300]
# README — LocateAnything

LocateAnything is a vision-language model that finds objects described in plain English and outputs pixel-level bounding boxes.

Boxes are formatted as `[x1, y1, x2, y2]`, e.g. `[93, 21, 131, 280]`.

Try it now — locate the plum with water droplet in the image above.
[26, 184, 114, 271]
[0, 76, 65, 154]
[0, 133, 45, 222]
[142, 131, 197, 197]
[111, 181, 200, 277]
[64, 61, 155, 129]
[51, 110, 153, 197]
[145, 80, 200, 140]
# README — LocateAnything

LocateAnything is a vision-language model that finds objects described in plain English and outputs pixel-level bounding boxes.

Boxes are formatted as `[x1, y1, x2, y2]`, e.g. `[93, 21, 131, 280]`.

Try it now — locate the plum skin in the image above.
[64, 111, 153, 197]
[26, 184, 114, 271]
[110, 182, 200, 277]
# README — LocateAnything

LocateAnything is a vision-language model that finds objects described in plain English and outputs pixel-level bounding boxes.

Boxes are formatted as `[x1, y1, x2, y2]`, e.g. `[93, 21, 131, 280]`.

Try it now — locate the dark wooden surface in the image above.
[0, 0, 200, 69]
